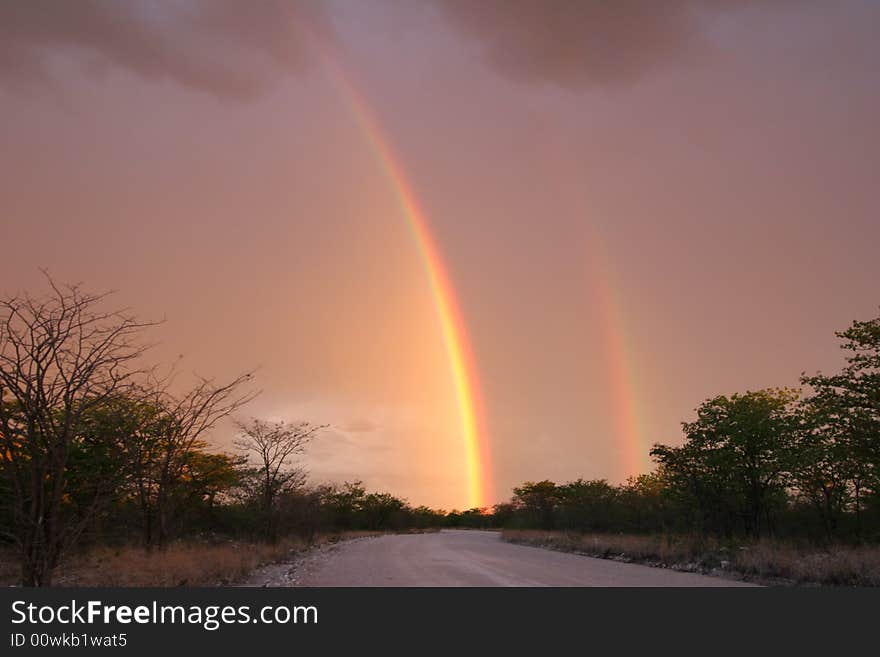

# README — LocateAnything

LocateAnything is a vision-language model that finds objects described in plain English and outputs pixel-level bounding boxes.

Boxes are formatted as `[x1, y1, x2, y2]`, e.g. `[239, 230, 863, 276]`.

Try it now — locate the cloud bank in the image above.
[0, 1, 795, 98]
[0, 0, 330, 99]
[434, 0, 785, 89]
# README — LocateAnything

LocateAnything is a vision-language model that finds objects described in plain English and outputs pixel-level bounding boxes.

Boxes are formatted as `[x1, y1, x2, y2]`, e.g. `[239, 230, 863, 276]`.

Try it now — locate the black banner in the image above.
[1, 587, 876, 654]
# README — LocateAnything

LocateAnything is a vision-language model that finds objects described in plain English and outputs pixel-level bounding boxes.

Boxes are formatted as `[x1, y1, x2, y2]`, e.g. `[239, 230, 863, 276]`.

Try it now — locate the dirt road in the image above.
[245, 530, 754, 587]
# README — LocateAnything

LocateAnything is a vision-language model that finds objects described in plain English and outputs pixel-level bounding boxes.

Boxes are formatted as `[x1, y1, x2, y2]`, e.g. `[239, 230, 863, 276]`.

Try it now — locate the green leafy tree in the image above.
[800, 313, 880, 537]
[653, 388, 799, 537]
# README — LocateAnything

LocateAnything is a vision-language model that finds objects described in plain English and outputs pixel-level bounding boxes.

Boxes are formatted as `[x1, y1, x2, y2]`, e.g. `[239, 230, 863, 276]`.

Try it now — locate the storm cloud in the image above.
[0, 1, 795, 98]
[434, 0, 787, 89]
[0, 0, 330, 99]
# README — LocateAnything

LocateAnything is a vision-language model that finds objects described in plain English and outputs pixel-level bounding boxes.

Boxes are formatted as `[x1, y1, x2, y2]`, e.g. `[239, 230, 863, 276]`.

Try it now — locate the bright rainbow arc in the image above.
[313, 51, 493, 509]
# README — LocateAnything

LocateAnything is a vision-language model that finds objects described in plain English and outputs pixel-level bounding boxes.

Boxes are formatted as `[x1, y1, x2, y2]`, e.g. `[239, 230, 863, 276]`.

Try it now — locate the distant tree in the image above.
[274, 485, 327, 540]
[359, 492, 407, 530]
[555, 479, 619, 531]
[0, 276, 157, 585]
[456, 507, 492, 528]
[234, 418, 324, 541]
[618, 472, 672, 533]
[323, 481, 367, 530]
[409, 505, 446, 529]
[491, 502, 518, 527]
[512, 480, 559, 529]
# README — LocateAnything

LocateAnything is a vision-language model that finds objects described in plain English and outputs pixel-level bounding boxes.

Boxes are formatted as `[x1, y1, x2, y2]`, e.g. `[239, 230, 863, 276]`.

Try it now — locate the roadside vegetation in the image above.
[0, 276, 444, 587]
[0, 532, 393, 587]
[501, 531, 880, 586]
[1, 276, 878, 586]
[483, 310, 880, 585]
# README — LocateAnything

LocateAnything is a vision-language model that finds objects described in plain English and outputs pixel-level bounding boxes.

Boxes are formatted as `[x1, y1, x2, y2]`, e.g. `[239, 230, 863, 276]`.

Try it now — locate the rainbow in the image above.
[585, 228, 649, 479]
[313, 50, 493, 509]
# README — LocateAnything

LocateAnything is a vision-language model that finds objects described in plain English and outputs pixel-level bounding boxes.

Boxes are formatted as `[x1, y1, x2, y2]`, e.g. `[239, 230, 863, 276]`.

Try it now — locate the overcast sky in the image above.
[2, 1, 878, 508]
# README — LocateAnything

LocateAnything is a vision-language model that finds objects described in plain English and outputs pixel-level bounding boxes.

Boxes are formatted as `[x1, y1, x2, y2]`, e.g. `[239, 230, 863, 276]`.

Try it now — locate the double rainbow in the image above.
[312, 41, 648, 506]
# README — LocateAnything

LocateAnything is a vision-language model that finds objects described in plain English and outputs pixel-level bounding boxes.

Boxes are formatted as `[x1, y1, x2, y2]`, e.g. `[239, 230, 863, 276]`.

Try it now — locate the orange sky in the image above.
[1, 1, 879, 509]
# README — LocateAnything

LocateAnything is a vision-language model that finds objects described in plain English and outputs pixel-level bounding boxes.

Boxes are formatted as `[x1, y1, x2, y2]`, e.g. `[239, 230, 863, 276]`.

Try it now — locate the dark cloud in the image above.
[0, 0, 331, 99]
[434, 0, 785, 89]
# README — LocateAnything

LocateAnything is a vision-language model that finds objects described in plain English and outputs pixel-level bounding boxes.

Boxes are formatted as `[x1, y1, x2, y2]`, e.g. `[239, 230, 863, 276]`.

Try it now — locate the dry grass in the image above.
[503, 530, 720, 569]
[54, 538, 309, 587]
[0, 532, 380, 587]
[735, 542, 880, 586]
[502, 530, 880, 586]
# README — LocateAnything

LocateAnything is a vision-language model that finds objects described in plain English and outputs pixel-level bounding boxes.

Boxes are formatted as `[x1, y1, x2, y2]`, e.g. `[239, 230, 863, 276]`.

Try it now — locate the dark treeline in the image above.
[2, 276, 878, 586]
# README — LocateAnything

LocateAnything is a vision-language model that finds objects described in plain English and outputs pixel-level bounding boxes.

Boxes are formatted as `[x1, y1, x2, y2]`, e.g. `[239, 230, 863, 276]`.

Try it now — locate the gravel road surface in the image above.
[244, 530, 755, 587]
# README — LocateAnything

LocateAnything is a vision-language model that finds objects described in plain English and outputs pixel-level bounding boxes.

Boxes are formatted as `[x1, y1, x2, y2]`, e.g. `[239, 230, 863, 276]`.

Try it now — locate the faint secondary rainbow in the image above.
[313, 50, 492, 509]
[585, 227, 650, 479]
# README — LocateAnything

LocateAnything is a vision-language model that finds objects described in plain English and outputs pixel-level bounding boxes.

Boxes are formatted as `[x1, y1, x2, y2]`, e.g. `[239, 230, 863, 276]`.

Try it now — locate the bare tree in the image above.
[234, 418, 324, 540]
[131, 372, 259, 549]
[0, 274, 157, 585]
